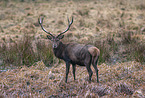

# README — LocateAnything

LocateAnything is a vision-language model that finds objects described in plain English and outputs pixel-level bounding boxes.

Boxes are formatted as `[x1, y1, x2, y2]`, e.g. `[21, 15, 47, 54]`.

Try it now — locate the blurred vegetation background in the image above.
[0, 0, 144, 67]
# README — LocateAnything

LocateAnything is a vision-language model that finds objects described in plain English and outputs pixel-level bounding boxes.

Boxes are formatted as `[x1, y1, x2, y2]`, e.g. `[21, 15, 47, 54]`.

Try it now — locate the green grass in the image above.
[0, 33, 56, 67]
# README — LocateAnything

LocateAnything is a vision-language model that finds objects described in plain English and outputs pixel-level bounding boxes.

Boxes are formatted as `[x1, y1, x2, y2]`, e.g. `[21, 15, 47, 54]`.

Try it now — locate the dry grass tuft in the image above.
[92, 85, 108, 97]
[0, 0, 145, 64]
[114, 82, 134, 95]
[0, 61, 144, 97]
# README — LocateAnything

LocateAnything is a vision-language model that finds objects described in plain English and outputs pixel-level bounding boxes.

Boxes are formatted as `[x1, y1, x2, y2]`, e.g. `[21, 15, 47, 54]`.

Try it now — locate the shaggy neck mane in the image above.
[53, 41, 65, 59]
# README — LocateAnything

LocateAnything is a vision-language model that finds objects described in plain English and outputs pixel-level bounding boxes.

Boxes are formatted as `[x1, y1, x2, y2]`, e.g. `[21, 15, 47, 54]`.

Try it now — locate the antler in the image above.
[38, 16, 54, 38]
[57, 16, 73, 38]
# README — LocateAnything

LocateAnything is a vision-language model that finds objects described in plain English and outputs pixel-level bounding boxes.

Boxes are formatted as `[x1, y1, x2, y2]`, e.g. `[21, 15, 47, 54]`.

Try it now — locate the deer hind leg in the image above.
[84, 54, 93, 82]
[92, 56, 99, 83]
[72, 64, 76, 81]
[84, 62, 93, 82]
[86, 66, 93, 81]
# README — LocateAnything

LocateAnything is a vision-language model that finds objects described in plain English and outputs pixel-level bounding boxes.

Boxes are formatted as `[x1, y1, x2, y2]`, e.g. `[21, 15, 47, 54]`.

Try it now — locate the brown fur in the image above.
[88, 47, 100, 57]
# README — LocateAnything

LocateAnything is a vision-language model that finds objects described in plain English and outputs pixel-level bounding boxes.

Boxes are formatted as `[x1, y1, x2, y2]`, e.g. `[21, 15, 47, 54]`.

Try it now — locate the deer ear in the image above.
[47, 35, 53, 40]
[58, 35, 64, 39]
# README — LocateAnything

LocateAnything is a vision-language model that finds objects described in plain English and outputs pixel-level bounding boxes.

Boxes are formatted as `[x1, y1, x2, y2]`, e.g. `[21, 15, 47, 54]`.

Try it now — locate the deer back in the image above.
[62, 43, 94, 66]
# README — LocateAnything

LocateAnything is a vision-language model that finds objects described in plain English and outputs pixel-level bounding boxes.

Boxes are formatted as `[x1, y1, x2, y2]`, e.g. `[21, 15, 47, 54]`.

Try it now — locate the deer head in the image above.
[38, 16, 73, 49]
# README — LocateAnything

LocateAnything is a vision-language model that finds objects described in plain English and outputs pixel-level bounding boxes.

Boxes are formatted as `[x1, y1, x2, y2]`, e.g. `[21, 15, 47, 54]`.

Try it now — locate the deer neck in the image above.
[53, 41, 65, 59]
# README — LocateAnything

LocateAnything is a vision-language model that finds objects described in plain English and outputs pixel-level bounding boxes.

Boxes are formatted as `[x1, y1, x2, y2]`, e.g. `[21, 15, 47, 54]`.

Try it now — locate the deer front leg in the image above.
[72, 64, 76, 81]
[65, 62, 70, 83]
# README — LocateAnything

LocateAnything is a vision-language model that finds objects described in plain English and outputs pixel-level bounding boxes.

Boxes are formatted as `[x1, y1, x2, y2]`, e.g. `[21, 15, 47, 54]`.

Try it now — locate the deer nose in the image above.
[53, 44, 57, 48]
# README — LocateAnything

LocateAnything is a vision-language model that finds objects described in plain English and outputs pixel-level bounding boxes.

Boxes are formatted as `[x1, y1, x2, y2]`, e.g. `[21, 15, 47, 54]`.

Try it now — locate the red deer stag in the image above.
[38, 16, 100, 83]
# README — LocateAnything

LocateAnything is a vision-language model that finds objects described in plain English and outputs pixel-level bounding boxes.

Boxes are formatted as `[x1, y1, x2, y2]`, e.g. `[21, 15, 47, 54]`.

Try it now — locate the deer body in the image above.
[38, 16, 100, 83]
[54, 43, 91, 65]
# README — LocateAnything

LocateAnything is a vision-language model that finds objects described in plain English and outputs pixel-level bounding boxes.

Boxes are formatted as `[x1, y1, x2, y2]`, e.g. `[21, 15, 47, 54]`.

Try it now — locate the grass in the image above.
[0, 0, 144, 66]
[0, 33, 56, 67]
[0, 61, 144, 97]
[0, 0, 145, 97]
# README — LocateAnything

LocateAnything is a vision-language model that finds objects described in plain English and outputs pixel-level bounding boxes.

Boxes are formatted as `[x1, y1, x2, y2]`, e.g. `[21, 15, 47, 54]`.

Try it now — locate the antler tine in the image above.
[38, 16, 54, 37]
[67, 16, 70, 24]
[57, 16, 73, 37]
